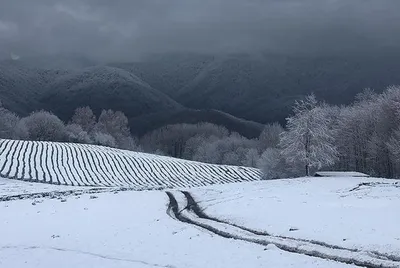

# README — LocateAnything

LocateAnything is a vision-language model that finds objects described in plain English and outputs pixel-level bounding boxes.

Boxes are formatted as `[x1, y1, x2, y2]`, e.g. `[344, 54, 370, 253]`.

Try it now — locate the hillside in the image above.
[0, 139, 261, 188]
[0, 61, 68, 115]
[37, 66, 183, 121]
[111, 53, 216, 97]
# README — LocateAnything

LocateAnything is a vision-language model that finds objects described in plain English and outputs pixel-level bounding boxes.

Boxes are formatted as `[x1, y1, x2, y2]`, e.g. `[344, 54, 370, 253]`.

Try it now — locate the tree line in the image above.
[0, 105, 138, 151]
[1, 86, 400, 179]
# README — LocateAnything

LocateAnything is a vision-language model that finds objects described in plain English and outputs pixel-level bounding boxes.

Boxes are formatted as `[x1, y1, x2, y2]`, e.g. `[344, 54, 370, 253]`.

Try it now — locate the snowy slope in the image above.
[0, 190, 354, 268]
[0, 139, 261, 188]
[188, 177, 400, 259]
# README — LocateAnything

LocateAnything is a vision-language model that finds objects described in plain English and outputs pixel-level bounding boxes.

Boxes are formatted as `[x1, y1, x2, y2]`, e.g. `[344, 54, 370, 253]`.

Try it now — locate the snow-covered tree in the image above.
[70, 106, 96, 133]
[141, 123, 229, 158]
[257, 148, 287, 179]
[242, 148, 260, 167]
[96, 109, 130, 137]
[387, 128, 400, 162]
[258, 123, 284, 150]
[0, 107, 20, 139]
[92, 132, 116, 147]
[66, 124, 92, 143]
[94, 109, 133, 149]
[279, 94, 338, 176]
[19, 111, 67, 141]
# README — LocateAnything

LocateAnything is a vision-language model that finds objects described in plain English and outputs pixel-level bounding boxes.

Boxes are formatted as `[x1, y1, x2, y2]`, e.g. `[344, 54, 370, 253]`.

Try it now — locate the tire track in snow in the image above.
[166, 191, 400, 268]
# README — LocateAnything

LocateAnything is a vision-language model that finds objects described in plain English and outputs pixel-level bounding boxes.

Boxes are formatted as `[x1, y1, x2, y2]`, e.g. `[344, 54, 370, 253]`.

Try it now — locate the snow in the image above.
[0, 139, 261, 188]
[0, 189, 353, 268]
[314, 171, 369, 177]
[191, 177, 400, 257]
[1, 145, 399, 268]
[0, 177, 86, 198]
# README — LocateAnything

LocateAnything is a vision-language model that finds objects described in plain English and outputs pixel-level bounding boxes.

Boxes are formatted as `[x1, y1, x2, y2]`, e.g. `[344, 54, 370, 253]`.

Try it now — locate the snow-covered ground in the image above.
[0, 177, 86, 197]
[0, 187, 353, 268]
[191, 177, 400, 257]
[0, 139, 260, 188]
[1, 176, 399, 267]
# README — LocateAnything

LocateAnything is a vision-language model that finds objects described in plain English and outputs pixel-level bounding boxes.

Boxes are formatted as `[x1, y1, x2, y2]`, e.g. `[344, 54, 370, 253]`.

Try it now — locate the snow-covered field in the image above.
[0, 185, 353, 268]
[186, 177, 400, 263]
[0, 139, 261, 188]
[1, 176, 399, 267]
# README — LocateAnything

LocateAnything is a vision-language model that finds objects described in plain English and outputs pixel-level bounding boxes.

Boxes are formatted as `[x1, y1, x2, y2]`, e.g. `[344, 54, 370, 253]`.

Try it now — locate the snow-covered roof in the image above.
[314, 171, 369, 177]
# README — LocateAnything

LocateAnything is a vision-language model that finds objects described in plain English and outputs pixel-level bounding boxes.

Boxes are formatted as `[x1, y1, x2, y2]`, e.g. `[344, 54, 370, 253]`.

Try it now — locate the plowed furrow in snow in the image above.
[0, 139, 261, 188]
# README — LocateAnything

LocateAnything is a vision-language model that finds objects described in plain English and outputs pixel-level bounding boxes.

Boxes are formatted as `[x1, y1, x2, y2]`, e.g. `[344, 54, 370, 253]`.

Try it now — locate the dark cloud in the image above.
[0, 0, 400, 61]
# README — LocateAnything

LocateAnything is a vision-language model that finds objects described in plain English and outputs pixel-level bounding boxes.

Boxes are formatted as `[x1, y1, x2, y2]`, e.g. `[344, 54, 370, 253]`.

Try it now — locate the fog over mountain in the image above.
[1, 0, 400, 61]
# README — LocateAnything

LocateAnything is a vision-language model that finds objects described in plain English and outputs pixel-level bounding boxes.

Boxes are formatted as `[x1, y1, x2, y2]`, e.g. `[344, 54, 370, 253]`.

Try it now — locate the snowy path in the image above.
[166, 190, 400, 268]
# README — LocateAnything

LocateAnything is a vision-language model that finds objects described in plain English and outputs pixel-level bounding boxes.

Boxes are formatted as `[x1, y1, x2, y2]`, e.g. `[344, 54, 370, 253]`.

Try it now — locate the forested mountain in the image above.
[37, 66, 183, 122]
[1, 50, 400, 135]
[128, 51, 400, 123]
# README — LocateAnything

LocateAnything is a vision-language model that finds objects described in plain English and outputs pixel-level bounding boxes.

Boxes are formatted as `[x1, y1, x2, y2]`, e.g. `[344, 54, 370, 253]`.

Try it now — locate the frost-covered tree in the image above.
[258, 123, 284, 150]
[19, 111, 67, 141]
[191, 133, 257, 165]
[92, 132, 116, 147]
[118, 135, 139, 151]
[141, 123, 229, 158]
[257, 148, 290, 179]
[242, 148, 259, 167]
[279, 95, 337, 176]
[96, 110, 130, 137]
[388, 128, 400, 162]
[0, 106, 20, 139]
[70, 106, 96, 133]
[66, 124, 92, 143]
[94, 109, 134, 149]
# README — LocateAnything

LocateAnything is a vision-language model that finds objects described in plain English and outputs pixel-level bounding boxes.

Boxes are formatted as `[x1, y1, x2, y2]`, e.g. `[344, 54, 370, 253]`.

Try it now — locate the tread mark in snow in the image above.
[166, 191, 400, 268]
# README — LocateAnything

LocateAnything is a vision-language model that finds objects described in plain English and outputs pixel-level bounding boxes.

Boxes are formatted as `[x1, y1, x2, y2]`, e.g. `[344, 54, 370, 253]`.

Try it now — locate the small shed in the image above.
[314, 171, 370, 178]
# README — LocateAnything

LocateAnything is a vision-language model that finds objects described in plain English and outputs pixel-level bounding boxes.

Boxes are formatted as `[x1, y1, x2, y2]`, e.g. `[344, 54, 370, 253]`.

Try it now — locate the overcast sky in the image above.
[0, 0, 399, 61]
